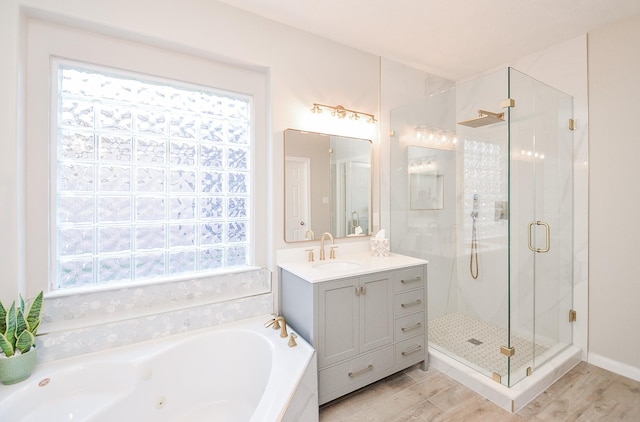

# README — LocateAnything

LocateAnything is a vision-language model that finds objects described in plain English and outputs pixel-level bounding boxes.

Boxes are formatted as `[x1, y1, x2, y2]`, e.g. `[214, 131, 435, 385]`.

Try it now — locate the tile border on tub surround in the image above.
[36, 268, 272, 362]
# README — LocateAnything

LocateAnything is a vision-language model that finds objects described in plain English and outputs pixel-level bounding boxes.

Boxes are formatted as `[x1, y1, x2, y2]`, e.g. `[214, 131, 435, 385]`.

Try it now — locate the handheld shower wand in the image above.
[470, 194, 479, 279]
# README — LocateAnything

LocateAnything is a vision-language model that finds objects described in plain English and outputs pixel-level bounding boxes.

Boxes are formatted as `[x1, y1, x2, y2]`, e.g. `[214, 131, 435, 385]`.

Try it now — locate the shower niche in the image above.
[390, 67, 575, 391]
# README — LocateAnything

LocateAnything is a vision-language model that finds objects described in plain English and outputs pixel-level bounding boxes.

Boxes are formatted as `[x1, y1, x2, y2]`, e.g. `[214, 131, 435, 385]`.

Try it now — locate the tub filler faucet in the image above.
[264, 315, 288, 338]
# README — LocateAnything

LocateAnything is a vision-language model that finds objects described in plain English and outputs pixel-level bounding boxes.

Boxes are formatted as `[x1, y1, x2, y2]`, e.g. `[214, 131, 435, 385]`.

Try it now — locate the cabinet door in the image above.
[360, 272, 394, 353]
[318, 277, 359, 368]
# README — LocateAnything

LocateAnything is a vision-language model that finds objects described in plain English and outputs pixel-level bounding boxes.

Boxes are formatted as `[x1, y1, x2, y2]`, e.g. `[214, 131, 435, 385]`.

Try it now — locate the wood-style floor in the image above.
[319, 362, 640, 421]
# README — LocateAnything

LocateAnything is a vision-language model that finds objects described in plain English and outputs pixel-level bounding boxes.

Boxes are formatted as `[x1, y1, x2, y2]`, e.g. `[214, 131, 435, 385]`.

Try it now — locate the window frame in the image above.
[25, 19, 268, 297]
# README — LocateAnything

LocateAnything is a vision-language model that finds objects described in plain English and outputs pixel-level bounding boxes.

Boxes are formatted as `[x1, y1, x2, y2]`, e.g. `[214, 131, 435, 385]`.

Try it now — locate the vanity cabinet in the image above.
[280, 264, 427, 405]
[318, 272, 394, 368]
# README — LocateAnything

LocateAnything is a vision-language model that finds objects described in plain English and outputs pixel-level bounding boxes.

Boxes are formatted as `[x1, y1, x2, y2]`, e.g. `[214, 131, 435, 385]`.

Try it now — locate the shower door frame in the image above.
[507, 67, 574, 387]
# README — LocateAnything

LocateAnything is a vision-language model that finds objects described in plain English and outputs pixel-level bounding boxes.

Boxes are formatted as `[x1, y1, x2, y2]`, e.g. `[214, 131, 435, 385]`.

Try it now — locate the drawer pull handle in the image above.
[401, 345, 423, 356]
[348, 364, 374, 378]
[400, 276, 421, 284]
[401, 322, 422, 332]
[401, 299, 422, 308]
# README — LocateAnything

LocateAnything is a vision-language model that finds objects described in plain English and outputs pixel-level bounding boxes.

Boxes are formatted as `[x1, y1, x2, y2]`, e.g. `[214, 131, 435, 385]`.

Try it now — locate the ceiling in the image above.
[217, 0, 640, 80]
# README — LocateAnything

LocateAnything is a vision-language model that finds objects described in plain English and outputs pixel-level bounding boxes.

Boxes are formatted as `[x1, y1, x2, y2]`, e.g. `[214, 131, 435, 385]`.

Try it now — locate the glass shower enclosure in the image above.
[390, 67, 573, 387]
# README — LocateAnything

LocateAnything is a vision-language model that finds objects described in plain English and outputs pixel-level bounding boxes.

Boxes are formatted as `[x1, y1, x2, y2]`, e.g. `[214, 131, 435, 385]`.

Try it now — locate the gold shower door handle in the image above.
[528, 221, 550, 253]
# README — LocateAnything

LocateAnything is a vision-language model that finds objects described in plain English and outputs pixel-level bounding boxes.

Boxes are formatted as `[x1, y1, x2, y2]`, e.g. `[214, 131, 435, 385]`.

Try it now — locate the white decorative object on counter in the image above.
[370, 238, 390, 256]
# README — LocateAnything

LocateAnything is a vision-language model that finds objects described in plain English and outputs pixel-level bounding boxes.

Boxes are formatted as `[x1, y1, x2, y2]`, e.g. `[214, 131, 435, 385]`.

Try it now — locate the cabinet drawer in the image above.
[395, 289, 425, 317]
[395, 311, 425, 342]
[319, 346, 394, 400]
[395, 334, 426, 368]
[394, 266, 425, 292]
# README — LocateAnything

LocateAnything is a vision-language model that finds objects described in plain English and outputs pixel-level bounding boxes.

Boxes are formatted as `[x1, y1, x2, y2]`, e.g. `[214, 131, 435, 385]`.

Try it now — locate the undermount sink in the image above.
[312, 260, 362, 271]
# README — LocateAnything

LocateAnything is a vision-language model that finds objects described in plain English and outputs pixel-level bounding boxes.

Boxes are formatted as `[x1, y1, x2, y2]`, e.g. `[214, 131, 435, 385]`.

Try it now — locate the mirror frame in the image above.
[283, 128, 373, 243]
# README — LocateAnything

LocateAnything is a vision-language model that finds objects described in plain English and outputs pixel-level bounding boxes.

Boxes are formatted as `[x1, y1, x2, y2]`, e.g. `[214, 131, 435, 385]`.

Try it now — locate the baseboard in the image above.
[588, 352, 640, 383]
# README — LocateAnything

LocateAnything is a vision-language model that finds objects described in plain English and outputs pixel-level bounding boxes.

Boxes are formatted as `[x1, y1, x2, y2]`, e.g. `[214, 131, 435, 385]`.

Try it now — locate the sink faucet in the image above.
[319, 232, 334, 260]
[264, 315, 288, 338]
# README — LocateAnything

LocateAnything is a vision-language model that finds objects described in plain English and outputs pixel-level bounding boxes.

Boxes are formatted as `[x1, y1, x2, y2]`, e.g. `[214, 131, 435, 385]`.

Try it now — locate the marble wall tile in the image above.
[37, 268, 273, 362]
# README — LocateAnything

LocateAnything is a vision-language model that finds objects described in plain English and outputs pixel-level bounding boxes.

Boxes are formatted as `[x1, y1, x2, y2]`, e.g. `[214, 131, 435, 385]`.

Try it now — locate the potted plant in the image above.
[0, 291, 44, 385]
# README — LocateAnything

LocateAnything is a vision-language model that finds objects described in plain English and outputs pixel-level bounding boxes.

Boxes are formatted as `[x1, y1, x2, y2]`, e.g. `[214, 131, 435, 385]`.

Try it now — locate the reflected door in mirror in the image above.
[285, 156, 311, 241]
[284, 129, 372, 243]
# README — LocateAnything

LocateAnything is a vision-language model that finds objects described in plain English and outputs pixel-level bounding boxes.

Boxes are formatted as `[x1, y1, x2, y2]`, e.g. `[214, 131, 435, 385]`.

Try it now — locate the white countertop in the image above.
[278, 250, 428, 283]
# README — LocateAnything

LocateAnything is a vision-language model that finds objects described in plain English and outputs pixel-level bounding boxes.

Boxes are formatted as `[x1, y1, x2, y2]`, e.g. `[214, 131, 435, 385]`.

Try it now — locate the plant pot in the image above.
[0, 347, 38, 385]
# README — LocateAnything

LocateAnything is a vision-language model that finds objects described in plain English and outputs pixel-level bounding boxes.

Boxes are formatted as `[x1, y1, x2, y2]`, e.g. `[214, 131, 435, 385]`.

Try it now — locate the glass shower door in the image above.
[508, 68, 574, 386]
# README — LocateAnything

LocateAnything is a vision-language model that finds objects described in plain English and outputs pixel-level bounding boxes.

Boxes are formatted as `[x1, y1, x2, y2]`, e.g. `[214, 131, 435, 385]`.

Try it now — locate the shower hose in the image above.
[470, 196, 479, 279]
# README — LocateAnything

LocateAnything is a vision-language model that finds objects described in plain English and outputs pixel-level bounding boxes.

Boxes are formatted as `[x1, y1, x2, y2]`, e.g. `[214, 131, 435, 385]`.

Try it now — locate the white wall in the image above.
[0, 0, 380, 303]
[588, 14, 640, 380]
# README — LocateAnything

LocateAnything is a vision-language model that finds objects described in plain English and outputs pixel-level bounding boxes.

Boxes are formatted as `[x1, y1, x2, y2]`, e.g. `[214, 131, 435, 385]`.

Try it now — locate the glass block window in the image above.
[54, 61, 252, 289]
[463, 138, 505, 240]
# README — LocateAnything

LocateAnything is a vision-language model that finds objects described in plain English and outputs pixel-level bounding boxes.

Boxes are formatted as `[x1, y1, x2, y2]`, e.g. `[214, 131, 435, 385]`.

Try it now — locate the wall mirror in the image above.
[408, 146, 452, 211]
[284, 129, 372, 242]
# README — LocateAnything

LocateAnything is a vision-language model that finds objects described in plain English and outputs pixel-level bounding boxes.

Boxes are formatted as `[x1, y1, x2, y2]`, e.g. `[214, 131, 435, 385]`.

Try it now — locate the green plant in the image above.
[0, 291, 43, 357]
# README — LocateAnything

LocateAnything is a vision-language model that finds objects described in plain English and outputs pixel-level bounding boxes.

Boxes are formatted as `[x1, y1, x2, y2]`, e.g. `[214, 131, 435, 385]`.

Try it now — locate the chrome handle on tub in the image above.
[401, 322, 423, 332]
[400, 276, 421, 284]
[401, 299, 422, 308]
[348, 364, 374, 378]
[401, 345, 423, 356]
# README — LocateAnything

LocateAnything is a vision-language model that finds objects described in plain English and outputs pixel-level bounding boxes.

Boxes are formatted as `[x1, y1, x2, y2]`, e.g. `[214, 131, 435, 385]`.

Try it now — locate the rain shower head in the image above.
[457, 110, 504, 128]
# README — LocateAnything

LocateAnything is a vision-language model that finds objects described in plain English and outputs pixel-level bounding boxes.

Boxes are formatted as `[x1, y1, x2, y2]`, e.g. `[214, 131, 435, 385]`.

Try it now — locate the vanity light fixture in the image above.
[414, 125, 457, 147]
[311, 103, 377, 124]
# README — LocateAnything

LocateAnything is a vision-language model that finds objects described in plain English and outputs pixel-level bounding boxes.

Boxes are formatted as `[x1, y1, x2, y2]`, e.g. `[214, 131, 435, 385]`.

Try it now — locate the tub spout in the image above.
[264, 316, 288, 338]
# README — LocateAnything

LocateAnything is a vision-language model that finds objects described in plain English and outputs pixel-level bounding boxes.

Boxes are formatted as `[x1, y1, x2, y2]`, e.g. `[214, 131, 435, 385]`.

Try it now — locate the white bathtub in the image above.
[0, 315, 319, 422]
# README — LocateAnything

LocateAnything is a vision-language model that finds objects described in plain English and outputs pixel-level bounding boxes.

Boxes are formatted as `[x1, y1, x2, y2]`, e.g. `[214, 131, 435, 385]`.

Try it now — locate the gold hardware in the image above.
[355, 286, 360, 296]
[389, 130, 395, 137]
[478, 110, 503, 119]
[265, 316, 288, 338]
[329, 245, 337, 259]
[401, 322, 423, 332]
[501, 98, 516, 108]
[401, 345, 423, 356]
[457, 110, 504, 127]
[304, 229, 315, 240]
[319, 232, 334, 260]
[493, 373, 502, 383]
[360, 285, 366, 295]
[288, 333, 298, 348]
[305, 249, 314, 262]
[527, 367, 533, 376]
[569, 119, 576, 130]
[569, 309, 577, 322]
[400, 276, 421, 284]
[348, 364, 374, 377]
[311, 103, 376, 124]
[400, 299, 422, 308]
[528, 221, 551, 253]
[500, 345, 515, 357]
[264, 315, 280, 330]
